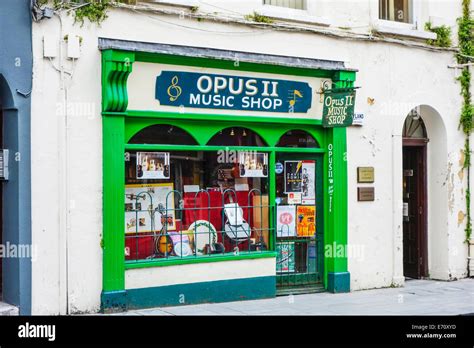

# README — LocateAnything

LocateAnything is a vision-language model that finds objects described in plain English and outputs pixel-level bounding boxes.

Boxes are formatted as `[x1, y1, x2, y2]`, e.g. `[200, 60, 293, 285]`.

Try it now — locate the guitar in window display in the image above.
[154, 203, 174, 256]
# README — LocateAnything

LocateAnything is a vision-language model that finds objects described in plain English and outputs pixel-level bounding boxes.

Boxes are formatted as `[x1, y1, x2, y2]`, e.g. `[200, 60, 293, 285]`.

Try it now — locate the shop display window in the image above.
[125, 125, 271, 262]
[276, 130, 319, 148]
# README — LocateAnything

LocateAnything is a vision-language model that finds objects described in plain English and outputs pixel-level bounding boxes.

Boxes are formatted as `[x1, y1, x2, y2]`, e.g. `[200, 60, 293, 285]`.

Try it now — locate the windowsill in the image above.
[256, 5, 331, 27]
[139, 0, 199, 9]
[373, 19, 436, 40]
[374, 20, 436, 40]
[125, 250, 277, 269]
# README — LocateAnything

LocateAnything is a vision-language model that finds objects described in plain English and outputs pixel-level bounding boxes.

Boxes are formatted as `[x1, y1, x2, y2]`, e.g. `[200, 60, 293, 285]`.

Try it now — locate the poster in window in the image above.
[276, 205, 296, 237]
[125, 183, 176, 234]
[136, 152, 170, 179]
[238, 152, 268, 178]
[276, 242, 295, 273]
[301, 160, 316, 205]
[284, 161, 302, 193]
[296, 205, 316, 237]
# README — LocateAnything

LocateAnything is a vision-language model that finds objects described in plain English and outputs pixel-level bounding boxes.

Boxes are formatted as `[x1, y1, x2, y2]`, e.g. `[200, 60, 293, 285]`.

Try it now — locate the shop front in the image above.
[99, 39, 356, 311]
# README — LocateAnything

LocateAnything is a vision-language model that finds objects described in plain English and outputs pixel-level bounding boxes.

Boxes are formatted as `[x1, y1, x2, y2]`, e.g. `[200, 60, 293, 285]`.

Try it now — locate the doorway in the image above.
[275, 152, 324, 293]
[402, 111, 428, 279]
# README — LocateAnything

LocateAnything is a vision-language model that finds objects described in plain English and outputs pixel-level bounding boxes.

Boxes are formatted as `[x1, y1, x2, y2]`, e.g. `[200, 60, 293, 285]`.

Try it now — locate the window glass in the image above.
[277, 130, 319, 148]
[264, 0, 306, 10]
[402, 113, 427, 139]
[275, 154, 318, 280]
[125, 126, 270, 262]
[128, 124, 197, 145]
[379, 0, 411, 23]
[207, 127, 267, 147]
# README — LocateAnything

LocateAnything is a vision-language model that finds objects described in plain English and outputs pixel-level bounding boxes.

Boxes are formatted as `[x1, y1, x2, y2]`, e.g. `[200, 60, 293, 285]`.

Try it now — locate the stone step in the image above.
[0, 302, 19, 315]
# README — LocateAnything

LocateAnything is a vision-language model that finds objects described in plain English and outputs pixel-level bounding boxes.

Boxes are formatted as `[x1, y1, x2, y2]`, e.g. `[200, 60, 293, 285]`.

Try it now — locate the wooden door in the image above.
[402, 144, 427, 278]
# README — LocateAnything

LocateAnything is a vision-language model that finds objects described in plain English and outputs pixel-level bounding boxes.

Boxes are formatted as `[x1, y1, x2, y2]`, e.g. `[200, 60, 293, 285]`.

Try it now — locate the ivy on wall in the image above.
[37, 0, 136, 25]
[457, 0, 474, 242]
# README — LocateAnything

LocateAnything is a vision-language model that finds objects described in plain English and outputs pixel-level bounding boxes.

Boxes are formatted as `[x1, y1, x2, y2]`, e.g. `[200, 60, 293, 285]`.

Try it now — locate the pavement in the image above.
[119, 278, 474, 316]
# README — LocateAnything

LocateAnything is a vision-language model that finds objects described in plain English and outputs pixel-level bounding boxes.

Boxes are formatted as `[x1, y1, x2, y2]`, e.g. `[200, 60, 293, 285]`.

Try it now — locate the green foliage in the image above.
[73, 1, 110, 26]
[457, 0, 474, 242]
[37, 0, 138, 26]
[458, 69, 473, 135]
[425, 22, 452, 47]
[465, 186, 472, 242]
[244, 11, 274, 24]
[457, 0, 474, 64]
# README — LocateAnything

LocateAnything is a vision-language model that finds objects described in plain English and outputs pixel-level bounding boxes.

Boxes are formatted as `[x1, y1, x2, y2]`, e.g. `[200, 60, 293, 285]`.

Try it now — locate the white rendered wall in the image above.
[30, 1, 467, 314]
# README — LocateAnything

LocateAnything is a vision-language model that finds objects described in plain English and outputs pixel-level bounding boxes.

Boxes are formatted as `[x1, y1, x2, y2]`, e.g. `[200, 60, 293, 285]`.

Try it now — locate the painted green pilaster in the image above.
[325, 70, 355, 293]
[102, 115, 126, 305]
[269, 151, 276, 251]
[101, 50, 135, 311]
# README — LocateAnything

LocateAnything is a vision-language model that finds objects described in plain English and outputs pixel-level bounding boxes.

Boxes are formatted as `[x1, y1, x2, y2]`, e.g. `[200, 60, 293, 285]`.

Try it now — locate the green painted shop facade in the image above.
[99, 38, 356, 311]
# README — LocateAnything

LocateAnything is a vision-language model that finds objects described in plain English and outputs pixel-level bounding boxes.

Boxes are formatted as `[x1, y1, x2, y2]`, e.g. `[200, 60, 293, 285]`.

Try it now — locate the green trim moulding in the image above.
[102, 276, 277, 312]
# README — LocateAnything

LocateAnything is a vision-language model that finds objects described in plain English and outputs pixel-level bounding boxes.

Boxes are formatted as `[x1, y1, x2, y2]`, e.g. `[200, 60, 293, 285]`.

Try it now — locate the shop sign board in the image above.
[156, 71, 312, 113]
[322, 89, 355, 127]
[328, 143, 334, 213]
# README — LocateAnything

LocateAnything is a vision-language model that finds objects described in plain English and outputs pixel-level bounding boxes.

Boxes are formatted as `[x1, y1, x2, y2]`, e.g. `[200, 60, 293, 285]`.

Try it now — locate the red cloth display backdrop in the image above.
[126, 190, 258, 260]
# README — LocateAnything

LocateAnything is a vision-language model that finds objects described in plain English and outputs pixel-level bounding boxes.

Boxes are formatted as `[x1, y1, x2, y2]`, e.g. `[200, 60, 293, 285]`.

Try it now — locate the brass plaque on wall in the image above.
[357, 167, 374, 183]
[358, 187, 375, 201]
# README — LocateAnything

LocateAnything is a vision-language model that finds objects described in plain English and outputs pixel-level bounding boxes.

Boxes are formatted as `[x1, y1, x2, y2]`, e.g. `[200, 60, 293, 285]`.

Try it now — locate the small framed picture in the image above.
[136, 152, 170, 179]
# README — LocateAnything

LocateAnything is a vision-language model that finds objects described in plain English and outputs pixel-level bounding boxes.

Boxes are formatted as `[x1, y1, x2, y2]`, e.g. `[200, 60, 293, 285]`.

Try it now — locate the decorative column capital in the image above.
[101, 50, 135, 113]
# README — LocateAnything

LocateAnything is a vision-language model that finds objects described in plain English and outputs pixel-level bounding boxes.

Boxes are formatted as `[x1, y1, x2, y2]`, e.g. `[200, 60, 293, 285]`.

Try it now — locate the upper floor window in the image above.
[263, 0, 306, 10]
[379, 0, 412, 23]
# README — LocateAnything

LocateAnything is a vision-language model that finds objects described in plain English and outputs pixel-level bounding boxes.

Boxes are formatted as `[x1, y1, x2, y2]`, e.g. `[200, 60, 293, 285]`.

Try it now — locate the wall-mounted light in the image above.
[230, 128, 235, 136]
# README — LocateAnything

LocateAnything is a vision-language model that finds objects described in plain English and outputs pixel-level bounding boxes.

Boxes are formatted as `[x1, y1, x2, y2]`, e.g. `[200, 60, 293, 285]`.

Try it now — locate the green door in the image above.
[274, 153, 324, 294]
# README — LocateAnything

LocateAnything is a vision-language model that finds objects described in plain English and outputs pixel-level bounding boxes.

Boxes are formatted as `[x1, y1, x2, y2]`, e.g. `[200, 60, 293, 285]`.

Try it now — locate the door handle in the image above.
[419, 206, 422, 215]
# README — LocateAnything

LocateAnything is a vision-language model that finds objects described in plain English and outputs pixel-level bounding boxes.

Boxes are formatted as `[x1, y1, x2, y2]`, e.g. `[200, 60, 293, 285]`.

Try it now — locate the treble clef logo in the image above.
[167, 76, 182, 102]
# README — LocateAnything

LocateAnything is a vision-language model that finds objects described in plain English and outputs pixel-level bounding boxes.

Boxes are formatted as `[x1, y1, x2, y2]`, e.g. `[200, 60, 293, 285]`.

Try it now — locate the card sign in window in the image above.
[277, 242, 295, 273]
[277, 205, 296, 237]
[238, 152, 268, 177]
[136, 152, 170, 180]
[284, 160, 316, 205]
[284, 161, 302, 193]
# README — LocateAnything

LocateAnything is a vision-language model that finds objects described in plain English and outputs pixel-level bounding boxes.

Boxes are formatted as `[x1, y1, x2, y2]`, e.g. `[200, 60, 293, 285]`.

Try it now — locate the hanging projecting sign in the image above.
[155, 71, 312, 113]
[322, 89, 356, 128]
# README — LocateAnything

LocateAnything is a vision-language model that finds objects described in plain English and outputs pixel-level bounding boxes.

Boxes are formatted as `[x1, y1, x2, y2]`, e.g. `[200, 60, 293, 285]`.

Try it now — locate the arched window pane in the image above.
[207, 127, 267, 147]
[276, 130, 319, 148]
[403, 113, 427, 139]
[128, 124, 197, 145]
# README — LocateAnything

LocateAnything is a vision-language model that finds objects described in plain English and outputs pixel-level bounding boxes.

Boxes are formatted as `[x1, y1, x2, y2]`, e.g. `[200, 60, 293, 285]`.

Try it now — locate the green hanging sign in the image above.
[322, 89, 356, 128]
